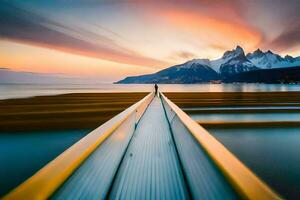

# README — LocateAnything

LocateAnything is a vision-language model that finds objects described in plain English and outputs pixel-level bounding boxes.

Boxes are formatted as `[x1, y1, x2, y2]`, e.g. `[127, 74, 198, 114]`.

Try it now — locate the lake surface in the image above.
[207, 127, 300, 199]
[191, 112, 300, 122]
[2, 83, 300, 198]
[0, 130, 88, 196]
[2, 83, 300, 100]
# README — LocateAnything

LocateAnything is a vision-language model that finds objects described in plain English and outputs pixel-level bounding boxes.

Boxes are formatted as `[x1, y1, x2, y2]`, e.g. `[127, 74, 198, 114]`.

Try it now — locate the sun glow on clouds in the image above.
[1, 1, 299, 82]
[158, 9, 262, 54]
[0, 41, 155, 82]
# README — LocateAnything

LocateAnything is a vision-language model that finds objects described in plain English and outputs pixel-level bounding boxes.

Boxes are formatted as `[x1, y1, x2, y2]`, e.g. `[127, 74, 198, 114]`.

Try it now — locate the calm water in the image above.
[2, 83, 300, 198]
[1, 83, 300, 100]
[191, 112, 300, 122]
[208, 127, 300, 199]
[0, 130, 88, 196]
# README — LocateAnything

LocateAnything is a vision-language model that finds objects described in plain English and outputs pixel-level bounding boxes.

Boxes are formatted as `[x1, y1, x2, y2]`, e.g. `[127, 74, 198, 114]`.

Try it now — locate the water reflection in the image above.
[1, 83, 300, 100]
[191, 112, 300, 122]
[208, 127, 300, 199]
[0, 130, 88, 196]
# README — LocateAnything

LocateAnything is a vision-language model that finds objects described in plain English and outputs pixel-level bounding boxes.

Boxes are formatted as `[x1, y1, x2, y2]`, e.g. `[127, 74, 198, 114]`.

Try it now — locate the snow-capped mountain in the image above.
[180, 46, 300, 72]
[219, 46, 258, 77]
[117, 46, 300, 84]
[246, 49, 300, 69]
[181, 46, 258, 74]
[207, 48, 241, 72]
[117, 60, 219, 83]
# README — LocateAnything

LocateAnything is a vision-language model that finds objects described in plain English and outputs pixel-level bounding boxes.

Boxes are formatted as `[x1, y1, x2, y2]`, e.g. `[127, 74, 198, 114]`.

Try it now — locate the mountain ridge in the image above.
[117, 46, 300, 84]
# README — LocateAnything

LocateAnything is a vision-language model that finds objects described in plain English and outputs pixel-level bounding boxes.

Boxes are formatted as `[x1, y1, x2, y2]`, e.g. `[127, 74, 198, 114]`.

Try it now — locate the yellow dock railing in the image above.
[3, 91, 281, 200]
[3, 92, 154, 200]
[160, 92, 281, 200]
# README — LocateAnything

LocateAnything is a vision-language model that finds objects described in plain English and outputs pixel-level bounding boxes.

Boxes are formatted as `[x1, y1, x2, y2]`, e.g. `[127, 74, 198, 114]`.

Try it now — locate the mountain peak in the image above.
[246, 48, 300, 68]
[117, 45, 300, 84]
[255, 48, 262, 53]
[235, 45, 243, 52]
[222, 45, 245, 59]
[285, 55, 294, 59]
[284, 55, 295, 62]
[247, 48, 264, 58]
[254, 48, 263, 54]
[178, 59, 211, 69]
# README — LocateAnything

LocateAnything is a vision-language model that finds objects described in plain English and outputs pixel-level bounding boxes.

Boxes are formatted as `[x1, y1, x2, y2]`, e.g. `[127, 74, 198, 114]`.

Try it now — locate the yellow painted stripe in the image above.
[160, 93, 281, 200]
[3, 92, 154, 200]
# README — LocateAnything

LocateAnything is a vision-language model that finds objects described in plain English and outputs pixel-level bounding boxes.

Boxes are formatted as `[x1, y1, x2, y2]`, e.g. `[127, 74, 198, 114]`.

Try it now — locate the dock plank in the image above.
[109, 97, 189, 200]
[51, 114, 136, 200]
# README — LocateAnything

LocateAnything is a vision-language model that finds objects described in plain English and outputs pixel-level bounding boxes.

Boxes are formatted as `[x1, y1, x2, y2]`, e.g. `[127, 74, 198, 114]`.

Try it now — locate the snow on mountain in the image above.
[117, 59, 219, 83]
[218, 46, 258, 78]
[176, 59, 211, 70]
[154, 45, 300, 77]
[210, 46, 246, 72]
[223, 45, 244, 59]
[246, 49, 300, 69]
[117, 45, 300, 83]
[175, 46, 245, 72]
[183, 46, 300, 73]
[209, 58, 229, 72]
[220, 55, 258, 78]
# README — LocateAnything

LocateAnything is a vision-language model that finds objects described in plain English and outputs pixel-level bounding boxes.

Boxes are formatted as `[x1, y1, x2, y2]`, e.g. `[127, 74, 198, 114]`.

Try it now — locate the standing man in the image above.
[154, 84, 158, 95]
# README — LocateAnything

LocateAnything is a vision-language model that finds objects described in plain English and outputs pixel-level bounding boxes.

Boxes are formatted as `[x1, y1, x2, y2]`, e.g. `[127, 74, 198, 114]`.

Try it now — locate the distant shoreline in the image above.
[2, 83, 300, 100]
[1, 91, 300, 132]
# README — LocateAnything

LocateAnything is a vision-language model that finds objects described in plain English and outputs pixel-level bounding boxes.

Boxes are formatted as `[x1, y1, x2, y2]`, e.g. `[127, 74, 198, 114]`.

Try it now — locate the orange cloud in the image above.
[6, 37, 167, 68]
[0, 2, 168, 69]
[158, 8, 262, 51]
[0, 41, 156, 81]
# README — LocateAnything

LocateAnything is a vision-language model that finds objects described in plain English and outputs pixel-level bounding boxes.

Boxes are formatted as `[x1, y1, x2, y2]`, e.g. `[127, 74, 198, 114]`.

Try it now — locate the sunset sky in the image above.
[1, 0, 300, 82]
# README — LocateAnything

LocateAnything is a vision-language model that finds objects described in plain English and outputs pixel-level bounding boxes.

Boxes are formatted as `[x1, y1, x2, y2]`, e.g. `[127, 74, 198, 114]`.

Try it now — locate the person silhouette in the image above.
[154, 84, 158, 95]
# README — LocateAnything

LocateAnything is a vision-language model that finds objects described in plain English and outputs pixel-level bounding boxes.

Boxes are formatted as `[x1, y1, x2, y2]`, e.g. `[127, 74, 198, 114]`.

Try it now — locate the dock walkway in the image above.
[3, 93, 280, 200]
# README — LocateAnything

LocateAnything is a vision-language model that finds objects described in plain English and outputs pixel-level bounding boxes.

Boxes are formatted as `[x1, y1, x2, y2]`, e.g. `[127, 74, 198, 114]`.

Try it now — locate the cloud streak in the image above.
[268, 24, 300, 51]
[0, 2, 167, 68]
[256, 0, 300, 52]
[135, 0, 300, 53]
[157, 8, 262, 50]
[169, 51, 197, 61]
[1, 0, 300, 76]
